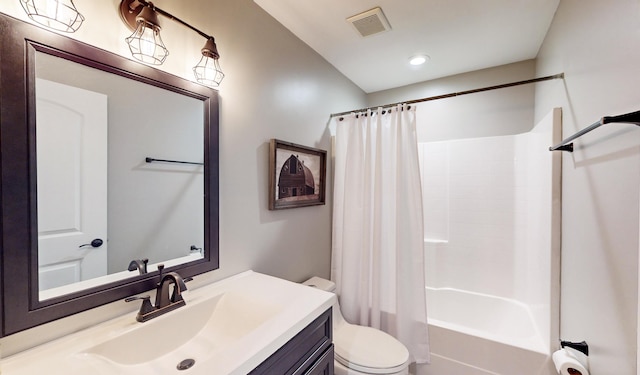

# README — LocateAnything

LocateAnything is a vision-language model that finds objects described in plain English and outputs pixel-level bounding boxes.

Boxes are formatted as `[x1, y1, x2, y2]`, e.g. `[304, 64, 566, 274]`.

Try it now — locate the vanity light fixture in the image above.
[124, 2, 169, 65]
[119, 0, 224, 87]
[19, 0, 84, 32]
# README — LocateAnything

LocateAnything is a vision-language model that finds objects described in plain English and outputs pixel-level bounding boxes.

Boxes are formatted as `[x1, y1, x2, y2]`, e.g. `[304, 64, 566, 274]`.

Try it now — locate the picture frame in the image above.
[269, 139, 327, 210]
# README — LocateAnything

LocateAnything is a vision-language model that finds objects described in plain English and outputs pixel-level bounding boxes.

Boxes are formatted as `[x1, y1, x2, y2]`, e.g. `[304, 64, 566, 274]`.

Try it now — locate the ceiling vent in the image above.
[347, 7, 391, 38]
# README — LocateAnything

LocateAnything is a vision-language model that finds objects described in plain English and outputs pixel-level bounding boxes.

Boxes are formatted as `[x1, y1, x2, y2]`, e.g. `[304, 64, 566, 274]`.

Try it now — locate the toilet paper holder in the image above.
[560, 340, 589, 356]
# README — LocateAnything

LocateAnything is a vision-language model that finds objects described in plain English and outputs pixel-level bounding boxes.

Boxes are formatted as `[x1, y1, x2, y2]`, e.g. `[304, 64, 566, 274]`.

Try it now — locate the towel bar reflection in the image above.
[145, 157, 203, 166]
[549, 110, 640, 152]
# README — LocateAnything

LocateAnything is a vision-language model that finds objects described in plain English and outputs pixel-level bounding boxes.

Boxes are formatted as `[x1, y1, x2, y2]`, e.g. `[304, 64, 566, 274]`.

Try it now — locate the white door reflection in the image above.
[36, 78, 108, 291]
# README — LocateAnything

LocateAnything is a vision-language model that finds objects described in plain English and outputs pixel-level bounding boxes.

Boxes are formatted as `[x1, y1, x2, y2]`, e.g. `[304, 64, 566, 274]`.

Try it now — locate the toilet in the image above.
[302, 277, 410, 375]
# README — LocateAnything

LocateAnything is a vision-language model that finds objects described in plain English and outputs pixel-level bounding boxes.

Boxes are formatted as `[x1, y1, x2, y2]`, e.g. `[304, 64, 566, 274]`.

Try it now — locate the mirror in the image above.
[0, 13, 219, 336]
[35, 52, 205, 300]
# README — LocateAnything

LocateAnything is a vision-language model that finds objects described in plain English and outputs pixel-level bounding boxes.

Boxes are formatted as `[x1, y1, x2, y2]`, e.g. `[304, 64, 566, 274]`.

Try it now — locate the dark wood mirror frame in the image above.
[0, 13, 219, 336]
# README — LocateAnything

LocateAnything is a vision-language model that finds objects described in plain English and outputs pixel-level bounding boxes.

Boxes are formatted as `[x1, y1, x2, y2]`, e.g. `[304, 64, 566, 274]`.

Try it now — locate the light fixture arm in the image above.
[122, 0, 214, 44]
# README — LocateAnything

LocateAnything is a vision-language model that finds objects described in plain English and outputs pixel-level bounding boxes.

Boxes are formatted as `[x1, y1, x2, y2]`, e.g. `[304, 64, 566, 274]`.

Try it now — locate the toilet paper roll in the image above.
[552, 348, 589, 375]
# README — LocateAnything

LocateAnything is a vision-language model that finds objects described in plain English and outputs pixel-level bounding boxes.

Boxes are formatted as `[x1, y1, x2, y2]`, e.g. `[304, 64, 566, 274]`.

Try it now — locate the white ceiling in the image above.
[253, 0, 560, 93]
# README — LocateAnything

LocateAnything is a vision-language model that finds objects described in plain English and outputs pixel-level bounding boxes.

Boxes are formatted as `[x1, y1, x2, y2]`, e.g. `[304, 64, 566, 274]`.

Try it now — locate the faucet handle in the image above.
[157, 264, 165, 284]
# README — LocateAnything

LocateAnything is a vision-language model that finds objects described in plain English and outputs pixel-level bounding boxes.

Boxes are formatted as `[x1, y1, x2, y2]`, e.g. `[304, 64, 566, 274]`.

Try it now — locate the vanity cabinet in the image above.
[250, 308, 333, 375]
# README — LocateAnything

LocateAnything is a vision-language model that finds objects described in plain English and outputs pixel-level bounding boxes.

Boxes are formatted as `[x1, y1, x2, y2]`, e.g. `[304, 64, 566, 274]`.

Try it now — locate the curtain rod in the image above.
[330, 73, 564, 119]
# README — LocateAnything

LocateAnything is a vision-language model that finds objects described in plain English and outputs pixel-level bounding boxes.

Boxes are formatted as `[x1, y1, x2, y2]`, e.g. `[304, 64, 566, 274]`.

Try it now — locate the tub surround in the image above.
[420, 108, 561, 374]
[0, 271, 335, 374]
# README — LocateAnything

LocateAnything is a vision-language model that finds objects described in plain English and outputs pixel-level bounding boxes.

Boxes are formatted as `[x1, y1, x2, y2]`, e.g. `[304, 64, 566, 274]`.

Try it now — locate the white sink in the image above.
[1, 271, 335, 375]
[85, 290, 283, 366]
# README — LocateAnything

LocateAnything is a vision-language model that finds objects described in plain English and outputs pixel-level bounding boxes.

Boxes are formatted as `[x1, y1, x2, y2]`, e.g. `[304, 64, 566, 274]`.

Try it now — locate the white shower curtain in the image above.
[331, 104, 430, 364]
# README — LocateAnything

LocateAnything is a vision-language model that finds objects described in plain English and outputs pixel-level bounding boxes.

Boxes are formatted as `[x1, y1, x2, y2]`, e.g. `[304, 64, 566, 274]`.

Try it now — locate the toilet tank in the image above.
[302, 276, 336, 293]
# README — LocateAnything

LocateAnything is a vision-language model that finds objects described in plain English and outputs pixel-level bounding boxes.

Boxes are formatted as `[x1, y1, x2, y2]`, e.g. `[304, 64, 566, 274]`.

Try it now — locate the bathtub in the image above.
[420, 287, 553, 375]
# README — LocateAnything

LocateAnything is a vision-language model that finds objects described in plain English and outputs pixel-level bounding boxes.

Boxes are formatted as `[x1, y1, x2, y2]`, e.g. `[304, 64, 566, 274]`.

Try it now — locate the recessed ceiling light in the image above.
[409, 55, 430, 66]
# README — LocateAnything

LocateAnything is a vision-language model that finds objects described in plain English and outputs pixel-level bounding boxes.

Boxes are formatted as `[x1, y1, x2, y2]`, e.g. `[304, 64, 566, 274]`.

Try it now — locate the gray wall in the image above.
[367, 60, 537, 141]
[205, 0, 367, 284]
[0, 0, 365, 355]
[535, 0, 640, 373]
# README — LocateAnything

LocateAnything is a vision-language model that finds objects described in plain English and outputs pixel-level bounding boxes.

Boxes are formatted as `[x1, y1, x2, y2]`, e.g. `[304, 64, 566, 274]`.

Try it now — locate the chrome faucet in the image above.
[128, 258, 149, 275]
[125, 264, 188, 322]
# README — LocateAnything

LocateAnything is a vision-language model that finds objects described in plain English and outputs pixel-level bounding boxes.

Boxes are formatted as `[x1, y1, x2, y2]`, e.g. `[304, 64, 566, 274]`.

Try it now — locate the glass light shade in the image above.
[20, 0, 84, 32]
[125, 20, 169, 65]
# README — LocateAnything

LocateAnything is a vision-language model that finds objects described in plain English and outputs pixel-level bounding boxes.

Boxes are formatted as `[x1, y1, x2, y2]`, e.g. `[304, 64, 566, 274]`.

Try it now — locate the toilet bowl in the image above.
[302, 277, 410, 375]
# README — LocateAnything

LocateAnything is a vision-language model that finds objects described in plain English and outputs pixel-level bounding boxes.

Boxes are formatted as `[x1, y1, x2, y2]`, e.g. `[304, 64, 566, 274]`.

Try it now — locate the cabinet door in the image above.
[250, 309, 332, 375]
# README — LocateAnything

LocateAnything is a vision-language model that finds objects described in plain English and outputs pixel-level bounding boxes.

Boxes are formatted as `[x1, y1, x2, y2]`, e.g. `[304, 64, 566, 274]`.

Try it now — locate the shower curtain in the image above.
[331, 104, 430, 363]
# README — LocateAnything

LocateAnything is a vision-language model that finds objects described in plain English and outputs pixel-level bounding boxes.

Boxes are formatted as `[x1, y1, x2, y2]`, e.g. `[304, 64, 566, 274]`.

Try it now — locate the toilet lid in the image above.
[334, 323, 410, 373]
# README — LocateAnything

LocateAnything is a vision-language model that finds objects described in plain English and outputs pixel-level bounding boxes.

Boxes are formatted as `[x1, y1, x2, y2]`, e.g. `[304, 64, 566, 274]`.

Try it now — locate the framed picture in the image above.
[269, 139, 327, 210]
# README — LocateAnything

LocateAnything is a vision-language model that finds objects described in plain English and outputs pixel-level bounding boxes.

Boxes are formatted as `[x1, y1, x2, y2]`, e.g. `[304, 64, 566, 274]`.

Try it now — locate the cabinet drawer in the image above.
[303, 345, 334, 375]
[249, 308, 332, 375]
